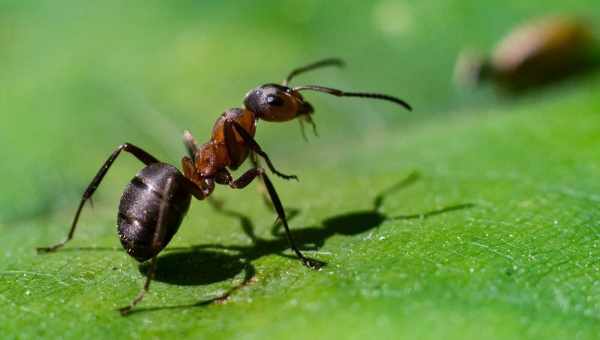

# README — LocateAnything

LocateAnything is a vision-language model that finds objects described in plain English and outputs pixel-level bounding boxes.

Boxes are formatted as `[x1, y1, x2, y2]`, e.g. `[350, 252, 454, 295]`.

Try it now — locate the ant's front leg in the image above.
[225, 120, 298, 181]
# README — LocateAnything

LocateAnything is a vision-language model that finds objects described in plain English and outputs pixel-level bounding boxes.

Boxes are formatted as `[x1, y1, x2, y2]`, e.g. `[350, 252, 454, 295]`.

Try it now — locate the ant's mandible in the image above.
[37, 58, 412, 315]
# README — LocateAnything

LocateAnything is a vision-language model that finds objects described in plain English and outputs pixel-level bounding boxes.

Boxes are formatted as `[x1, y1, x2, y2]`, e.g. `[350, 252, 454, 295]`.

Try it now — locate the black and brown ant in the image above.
[37, 58, 411, 315]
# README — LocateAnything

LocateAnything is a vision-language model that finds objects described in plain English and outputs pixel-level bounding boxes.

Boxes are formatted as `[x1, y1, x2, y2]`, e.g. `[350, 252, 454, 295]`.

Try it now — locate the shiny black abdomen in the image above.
[117, 163, 191, 262]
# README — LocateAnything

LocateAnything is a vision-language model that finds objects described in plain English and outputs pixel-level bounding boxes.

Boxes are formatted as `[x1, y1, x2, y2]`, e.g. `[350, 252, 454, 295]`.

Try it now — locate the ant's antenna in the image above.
[292, 85, 412, 111]
[283, 58, 345, 86]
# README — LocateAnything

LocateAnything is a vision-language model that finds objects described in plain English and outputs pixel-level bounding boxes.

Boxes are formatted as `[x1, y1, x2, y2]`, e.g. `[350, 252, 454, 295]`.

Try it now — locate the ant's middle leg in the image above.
[223, 168, 323, 269]
[249, 152, 301, 230]
[250, 151, 273, 209]
[37, 143, 160, 253]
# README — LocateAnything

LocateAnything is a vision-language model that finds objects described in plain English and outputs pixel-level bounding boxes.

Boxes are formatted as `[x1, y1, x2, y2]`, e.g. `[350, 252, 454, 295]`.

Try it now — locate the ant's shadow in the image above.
[133, 171, 473, 314]
[142, 250, 249, 286]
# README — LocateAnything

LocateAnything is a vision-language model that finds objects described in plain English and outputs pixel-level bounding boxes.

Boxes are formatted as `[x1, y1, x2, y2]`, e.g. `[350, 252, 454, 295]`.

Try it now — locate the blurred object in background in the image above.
[454, 16, 599, 92]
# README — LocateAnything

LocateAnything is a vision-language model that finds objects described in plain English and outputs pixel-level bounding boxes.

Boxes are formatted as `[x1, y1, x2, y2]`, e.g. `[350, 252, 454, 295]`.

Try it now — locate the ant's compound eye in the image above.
[266, 95, 284, 106]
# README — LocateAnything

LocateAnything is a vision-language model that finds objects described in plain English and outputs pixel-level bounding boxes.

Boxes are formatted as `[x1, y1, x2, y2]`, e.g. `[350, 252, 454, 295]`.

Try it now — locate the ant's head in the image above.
[244, 58, 412, 140]
[243, 83, 314, 123]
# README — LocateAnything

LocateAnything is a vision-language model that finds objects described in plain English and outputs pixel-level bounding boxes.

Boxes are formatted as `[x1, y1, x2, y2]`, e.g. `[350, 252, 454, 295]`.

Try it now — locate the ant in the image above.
[37, 58, 412, 315]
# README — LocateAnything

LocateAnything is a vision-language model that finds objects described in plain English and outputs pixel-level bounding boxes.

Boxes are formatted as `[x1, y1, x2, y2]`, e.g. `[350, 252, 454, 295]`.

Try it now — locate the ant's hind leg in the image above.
[118, 178, 173, 316]
[183, 130, 200, 160]
[37, 143, 160, 253]
[181, 156, 214, 201]
[118, 256, 156, 316]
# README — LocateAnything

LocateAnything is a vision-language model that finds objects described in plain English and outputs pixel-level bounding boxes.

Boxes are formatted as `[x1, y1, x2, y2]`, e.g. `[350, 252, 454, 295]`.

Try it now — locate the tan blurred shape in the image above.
[455, 16, 597, 92]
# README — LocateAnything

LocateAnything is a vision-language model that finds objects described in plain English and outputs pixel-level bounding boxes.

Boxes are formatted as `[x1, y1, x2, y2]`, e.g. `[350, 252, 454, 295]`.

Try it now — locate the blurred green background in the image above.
[1, 0, 600, 339]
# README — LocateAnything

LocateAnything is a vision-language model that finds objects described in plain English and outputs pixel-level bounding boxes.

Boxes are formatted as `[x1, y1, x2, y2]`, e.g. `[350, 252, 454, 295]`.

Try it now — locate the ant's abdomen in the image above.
[117, 163, 191, 262]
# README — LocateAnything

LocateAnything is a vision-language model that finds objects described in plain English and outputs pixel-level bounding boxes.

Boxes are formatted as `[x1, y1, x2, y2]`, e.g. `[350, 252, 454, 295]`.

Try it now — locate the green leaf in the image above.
[1, 1, 599, 339]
